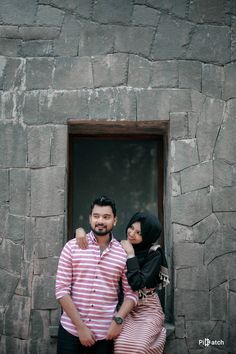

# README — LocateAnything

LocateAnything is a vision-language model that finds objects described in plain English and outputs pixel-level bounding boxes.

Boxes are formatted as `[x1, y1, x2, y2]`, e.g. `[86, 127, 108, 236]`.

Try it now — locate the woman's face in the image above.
[127, 221, 143, 244]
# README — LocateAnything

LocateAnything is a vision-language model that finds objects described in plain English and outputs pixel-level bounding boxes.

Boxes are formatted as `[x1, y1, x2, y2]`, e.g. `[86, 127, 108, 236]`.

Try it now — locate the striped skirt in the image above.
[114, 293, 166, 354]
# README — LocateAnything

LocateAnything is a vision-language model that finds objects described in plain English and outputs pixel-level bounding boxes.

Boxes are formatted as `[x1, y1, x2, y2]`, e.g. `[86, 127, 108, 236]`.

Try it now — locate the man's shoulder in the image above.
[111, 238, 126, 253]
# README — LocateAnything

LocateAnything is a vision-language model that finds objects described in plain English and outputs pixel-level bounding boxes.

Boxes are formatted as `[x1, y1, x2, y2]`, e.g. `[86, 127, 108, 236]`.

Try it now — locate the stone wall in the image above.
[0, 0, 236, 353]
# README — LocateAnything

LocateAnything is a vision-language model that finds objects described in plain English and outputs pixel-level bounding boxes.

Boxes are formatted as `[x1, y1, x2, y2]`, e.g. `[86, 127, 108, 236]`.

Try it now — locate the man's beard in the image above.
[91, 225, 112, 236]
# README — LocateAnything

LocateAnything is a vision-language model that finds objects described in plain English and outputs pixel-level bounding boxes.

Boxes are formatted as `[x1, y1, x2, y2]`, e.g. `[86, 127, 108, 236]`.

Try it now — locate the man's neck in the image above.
[95, 233, 111, 246]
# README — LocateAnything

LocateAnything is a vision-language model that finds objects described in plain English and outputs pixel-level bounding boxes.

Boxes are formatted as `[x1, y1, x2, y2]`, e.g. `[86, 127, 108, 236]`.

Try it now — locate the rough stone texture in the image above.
[151, 16, 193, 60]
[92, 54, 128, 87]
[53, 57, 93, 89]
[0, 1, 236, 353]
[31, 167, 65, 216]
[4, 295, 31, 339]
[171, 188, 212, 226]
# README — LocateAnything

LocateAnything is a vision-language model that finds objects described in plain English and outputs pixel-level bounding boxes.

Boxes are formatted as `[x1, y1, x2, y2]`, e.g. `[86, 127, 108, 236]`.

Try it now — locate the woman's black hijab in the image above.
[125, 211, 162, 261]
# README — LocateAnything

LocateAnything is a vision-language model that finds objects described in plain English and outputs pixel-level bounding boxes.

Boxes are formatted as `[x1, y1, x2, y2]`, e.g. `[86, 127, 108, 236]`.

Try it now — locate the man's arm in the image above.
[106, 298, 136, 340]
[59, 295, 96, 347]
[55, 242, 96, 347]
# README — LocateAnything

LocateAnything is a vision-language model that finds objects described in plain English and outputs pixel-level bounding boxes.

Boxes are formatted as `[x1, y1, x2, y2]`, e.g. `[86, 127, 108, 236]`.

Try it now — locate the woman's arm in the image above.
[75, 227, 88, 249]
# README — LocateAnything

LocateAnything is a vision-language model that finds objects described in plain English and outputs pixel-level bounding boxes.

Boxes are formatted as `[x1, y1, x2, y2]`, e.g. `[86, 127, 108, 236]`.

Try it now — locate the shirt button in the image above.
[91, 304, 93, 307]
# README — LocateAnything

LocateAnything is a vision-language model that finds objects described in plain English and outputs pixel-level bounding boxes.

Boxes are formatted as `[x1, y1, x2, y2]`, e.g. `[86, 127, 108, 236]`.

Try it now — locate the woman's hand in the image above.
[120, 240, 135, 258]
[76, 228, 88, 249]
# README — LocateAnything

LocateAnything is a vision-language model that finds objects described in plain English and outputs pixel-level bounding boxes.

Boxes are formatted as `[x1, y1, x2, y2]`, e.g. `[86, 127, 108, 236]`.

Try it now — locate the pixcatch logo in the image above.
[199, 338, 224, 347]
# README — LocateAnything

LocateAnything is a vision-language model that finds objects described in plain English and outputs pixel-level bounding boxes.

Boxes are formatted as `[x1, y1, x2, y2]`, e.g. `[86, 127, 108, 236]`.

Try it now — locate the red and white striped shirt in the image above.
[55, 232, 138, 340]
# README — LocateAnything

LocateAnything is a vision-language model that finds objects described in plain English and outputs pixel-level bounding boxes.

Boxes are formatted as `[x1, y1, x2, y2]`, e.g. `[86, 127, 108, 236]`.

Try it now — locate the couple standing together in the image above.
[55, 196, 169, 354]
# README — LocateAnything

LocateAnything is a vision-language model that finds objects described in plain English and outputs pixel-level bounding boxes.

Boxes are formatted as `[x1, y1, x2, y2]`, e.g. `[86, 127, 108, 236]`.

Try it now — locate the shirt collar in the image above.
[89, 231, 115, 245]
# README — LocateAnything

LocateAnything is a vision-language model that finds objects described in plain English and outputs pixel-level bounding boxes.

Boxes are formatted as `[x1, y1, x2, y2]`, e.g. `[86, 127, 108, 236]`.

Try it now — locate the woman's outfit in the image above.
[114, 212, 169, 354]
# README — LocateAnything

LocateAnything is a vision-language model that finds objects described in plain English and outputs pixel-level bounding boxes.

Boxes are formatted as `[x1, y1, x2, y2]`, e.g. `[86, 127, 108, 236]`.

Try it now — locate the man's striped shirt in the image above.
[55, 232, 138, 340]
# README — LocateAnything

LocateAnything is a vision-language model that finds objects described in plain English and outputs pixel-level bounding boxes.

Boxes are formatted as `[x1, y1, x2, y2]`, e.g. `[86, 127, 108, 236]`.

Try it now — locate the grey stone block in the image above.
[30, 310, 49, 339]
[0, 269, 19, 306]
[114, 25, 154, 57]
[169, 89, 192, 112]
[170, 112, 189, 140]
[175, 266, 208, 290]
[232, 27, 236, 61]
[32, 276, 58, 309]
[197, 97, 225, 161]
[151, 61, 178, 88]
[39, 90, 89, 124]
[0, 57, 7, 89]
[171, 0, 188, 18]
[174, 243, 204, 267]
[132, 5, 160, 26]
[74, 0, 93, 18]
[24, 217, 35, 262]
[146, 0, 172, 10]
[0, 169, 9, 202]
[0, 25, 20, 38]
[212, 186, 236, 212]
[0, 0, 37, 25]
[26, 58, 54, 90]
[34, 257, 59, 276]
[226, 98, 236, 120]
[223, 62, 236, 99]
[171, 172, 181, 196]
[54, 14, 80, 56]
[128, 55, 151, 88]
[0, 204, 8, 239]
[113, 88, 136, 120]
[88, 88, 116, 119]
[0, 336, 25, 354]
[79, 22, 114, 57]
[0, 38, 20, 56]
[210, 286, 227, 320]
[19, 26, 60, 40]
[186, 320, 215, 338]
[7, 214, 25, 243]
[181, 161, 213, 193]
[170, 138, 199, 172]
[27, 126, 52, 167]
[15, 261, 33, 297]
[0, 123, 27, 167]
[36, 5, 64, 26]
[136, 89, 170, 120]
[22, 91, 40, 125]
[34, 216, 64, 258]
[207, 252, 236, 289]
[31, 167, 65, 216]
[151, 16, 193, 60]
[171, 188, 212, 226]
[51, 125, 68, 167]
[53, 57, 93, 89]
[229, 279, 236, 292]
[174, 316, 185, 338]
[178, 60, 201, 91]
[192, 214, 220, 243]
[172, 223, 193, 243]
[10, 168, 30, 216]
[92, 54, 128, 88]
[175, 289, 209, 320]
[202, 64, 223, 99]
[20, 40, 54, 57]
[2, 58, 24, 91]
[213, 159, 234, 187]
[214, 119, 236, 164]
[0, 239, 22, 274]
[93, 0, 133, 24]
[189, 0, 225, 24]
[187, 25, 230, 65]
[5, 295, 31, 339]
[164, 338, 188, 354]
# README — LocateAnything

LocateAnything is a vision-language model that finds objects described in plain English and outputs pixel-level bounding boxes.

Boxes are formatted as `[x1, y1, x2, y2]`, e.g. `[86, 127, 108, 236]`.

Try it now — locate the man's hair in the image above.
[90, 195, 117, 217]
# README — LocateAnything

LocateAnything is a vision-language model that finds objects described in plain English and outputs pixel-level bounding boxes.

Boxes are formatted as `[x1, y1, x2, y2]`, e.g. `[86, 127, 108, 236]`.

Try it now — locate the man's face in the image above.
[89, 205, 117, 236]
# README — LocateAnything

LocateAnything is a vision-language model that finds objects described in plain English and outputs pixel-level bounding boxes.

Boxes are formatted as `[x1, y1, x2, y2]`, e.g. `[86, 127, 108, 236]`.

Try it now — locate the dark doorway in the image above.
[68, 120, 167, 244]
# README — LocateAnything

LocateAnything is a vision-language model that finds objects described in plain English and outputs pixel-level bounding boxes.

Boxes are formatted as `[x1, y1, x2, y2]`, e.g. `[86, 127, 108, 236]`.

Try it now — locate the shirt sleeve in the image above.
[55, 242, 73, 300]
[120, 264, 139, 305]
[126, 250, 162, 291]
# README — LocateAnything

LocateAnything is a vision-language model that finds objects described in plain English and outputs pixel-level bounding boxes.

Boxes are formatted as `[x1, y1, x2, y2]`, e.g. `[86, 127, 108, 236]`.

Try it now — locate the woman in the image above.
[76, 211, 169, 354]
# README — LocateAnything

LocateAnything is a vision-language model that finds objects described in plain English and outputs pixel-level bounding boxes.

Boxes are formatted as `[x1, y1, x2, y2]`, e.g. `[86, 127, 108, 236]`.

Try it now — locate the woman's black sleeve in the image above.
[126, 251, 162, 291]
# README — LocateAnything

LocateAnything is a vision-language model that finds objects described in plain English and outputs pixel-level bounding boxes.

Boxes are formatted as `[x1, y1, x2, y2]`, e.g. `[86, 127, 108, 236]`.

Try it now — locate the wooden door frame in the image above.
[67, 120, 169, 245]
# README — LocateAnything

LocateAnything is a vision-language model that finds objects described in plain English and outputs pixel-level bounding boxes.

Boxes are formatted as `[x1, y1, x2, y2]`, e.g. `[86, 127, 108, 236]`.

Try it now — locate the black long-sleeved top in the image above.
[126, 248, 163, 291]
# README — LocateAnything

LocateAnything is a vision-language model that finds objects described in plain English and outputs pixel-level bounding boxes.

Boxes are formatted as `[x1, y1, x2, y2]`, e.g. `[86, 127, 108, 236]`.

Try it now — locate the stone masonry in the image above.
[0, 0, 236, 353]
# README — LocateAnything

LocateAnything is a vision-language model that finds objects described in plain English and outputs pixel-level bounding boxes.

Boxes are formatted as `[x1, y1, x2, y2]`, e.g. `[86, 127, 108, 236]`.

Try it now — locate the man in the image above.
[55, 196, 138, 354]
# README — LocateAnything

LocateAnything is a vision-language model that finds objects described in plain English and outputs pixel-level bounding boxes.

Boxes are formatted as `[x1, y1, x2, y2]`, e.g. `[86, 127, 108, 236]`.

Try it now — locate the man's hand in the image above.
[76, 228, 88, 249]
[77, 324, 96, 347]
[120, 240, 135, 258]
[106, 320, 123, 340]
